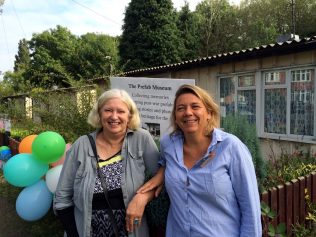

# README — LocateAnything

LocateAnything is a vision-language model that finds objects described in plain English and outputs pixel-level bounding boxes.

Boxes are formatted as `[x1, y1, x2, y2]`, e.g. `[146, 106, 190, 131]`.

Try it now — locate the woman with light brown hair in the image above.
[139, 84, 262, 237]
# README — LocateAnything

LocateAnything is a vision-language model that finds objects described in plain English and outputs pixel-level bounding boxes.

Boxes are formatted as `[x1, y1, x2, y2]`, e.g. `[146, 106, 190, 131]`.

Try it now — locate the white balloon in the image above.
[45, 165, 63, 193]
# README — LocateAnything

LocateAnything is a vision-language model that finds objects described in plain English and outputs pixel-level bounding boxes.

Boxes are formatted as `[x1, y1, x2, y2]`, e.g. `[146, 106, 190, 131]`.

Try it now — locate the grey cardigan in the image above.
[53, 128, 160, 237]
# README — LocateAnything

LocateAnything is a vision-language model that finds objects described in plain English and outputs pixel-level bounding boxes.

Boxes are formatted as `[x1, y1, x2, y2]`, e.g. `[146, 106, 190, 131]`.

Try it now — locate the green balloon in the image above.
[0, 146, 10, 151]
[32, 131, 66, 164]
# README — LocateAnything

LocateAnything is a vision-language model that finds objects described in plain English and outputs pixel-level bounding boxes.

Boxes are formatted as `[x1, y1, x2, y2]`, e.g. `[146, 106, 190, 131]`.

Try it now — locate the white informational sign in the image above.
[4, 119, 11, 132]
[110, 77, 195, 137]
[0, 114, 10, 132]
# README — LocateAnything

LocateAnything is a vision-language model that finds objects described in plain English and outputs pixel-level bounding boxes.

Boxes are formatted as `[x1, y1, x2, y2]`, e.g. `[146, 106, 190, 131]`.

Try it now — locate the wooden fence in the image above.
[1, 133, 316, 236]
[261, 172, 316, 237]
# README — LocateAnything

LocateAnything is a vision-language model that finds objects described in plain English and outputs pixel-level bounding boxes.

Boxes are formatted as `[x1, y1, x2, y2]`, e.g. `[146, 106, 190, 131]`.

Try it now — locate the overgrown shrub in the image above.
[292, 189, 316, 237]
[0, 86, 101, 143]
[263, 150, 316, 189]
[221, 113, 267, 191]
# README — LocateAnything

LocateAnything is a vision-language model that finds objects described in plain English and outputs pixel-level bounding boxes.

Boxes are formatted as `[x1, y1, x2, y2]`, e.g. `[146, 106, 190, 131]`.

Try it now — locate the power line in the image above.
[0, 5, 10, 54]
[290, 0, 295, 35]
[70, 0, 121, 26]
[10, 0, 26, 38]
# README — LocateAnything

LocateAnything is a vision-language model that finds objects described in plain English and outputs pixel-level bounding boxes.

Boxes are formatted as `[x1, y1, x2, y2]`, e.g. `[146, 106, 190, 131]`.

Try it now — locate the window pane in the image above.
[237, 90, 256, 123]
[291, 69, 311, 82]
[290, 69, 314, 135]
[264, 88, 287, 134]
[265, 71, 286, 85]
[220, 77, 235, 117]
[238, 75, 255, 87]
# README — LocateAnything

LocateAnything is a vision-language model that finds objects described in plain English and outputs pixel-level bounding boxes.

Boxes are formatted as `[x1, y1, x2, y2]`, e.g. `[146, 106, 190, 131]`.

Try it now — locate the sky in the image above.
[0, 0, 240, 77]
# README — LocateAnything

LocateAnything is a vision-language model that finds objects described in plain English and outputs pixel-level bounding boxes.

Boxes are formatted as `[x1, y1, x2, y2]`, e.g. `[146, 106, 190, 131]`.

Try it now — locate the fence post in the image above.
[3, 131, 10, 146]
[0, 131, 3, 146]
[285, 181, 293, 237]
[277, 184, 285, 225]
[312, 172, 316, 204]
[298, 176, 306, 223]
[269, 187, 278, 227]
[292, 179, 300, 225]
[260, 191, 269, 237]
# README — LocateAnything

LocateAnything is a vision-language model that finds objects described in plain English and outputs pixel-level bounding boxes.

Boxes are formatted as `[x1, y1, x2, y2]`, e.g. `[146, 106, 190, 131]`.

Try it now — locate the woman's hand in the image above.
[137, 167, 165, 197]
[125, 193, 150, 232]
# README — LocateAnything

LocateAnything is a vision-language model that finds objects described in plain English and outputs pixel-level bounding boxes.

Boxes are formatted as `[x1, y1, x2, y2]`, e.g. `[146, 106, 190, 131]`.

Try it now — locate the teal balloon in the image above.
[16, 180, 53, 221]
[3, 153, 49, 187]
[32, 131, 66, 164]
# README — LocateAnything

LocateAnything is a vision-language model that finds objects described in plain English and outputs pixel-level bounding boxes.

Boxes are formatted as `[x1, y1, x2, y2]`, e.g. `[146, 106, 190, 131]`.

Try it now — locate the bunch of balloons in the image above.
[2, 131, 71, 221]
[0, 145, 12, 169]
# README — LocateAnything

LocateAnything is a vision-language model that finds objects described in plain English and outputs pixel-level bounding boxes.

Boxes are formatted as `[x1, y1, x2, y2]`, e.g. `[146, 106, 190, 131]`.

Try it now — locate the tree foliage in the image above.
[119, 0, 183, 72]
[3, 25, 119, 91]
[236, 0, 316, 49]
[0, 39, 34, 96]
[195, 0, 238, 56]
[14, 39, 31, 72]
[176, 2, 200, 60]
[25, 26, 77, 88]
[74, 33, 119, 80]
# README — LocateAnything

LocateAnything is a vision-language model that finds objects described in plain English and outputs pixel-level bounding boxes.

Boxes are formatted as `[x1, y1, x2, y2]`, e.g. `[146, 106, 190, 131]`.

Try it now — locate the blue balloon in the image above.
[3, 153, 49, 187]
[0, 149, 12, 160]
[16, 180, 53, 221]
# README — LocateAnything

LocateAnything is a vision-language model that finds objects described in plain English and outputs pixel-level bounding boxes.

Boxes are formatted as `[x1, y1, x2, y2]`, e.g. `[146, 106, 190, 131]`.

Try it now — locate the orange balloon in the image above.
[18, 135, 37, 154]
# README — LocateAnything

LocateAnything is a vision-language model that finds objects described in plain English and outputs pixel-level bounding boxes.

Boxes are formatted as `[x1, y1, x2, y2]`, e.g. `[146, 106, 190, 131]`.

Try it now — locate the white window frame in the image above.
[219, 73, 256, 121]
[218, 66, 316, 143]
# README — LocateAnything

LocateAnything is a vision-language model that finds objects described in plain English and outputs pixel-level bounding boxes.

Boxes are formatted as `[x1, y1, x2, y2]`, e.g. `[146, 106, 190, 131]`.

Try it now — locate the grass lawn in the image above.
[0, 171, 64, 237]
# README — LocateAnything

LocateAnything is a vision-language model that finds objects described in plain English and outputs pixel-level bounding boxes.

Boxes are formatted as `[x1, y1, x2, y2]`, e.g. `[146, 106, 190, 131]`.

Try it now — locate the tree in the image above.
[237, 0, 316, 49]
[119, 0, 184, 72]
[1, 71, 31, 95]
[176, 2, 200, 60]
[0, 39, 32, 95]
[292, 0, 316, 36]
[26, 25, 78, 88]
[14, 39, 31, 72]
[23, 25, 119, 89]
[237, 1, 279, 49]
[74, 33, 120, 80]
[195, 0, 239, 57]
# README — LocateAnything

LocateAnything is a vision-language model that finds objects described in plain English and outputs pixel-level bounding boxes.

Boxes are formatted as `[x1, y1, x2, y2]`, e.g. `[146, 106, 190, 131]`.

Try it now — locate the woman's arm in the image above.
[125, 190, 155, 232]
[56, 206, 79, 237]
[137, 166, 165, 197]
[53, 145, 79, 237]
[125, 130, 161, 232]
[230, 140, 262, 237]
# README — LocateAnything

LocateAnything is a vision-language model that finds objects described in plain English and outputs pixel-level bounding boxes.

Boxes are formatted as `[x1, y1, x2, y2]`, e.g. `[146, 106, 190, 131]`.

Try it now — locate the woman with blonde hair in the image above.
[54, 88, 159, 237]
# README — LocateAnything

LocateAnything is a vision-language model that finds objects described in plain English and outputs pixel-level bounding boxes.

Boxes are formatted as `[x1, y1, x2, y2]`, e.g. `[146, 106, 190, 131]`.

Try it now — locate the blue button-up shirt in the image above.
[159, 128, 262, 237]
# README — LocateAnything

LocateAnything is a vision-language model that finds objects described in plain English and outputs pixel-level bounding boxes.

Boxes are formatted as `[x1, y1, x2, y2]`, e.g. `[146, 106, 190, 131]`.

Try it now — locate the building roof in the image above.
[122, 36, 316, 77]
